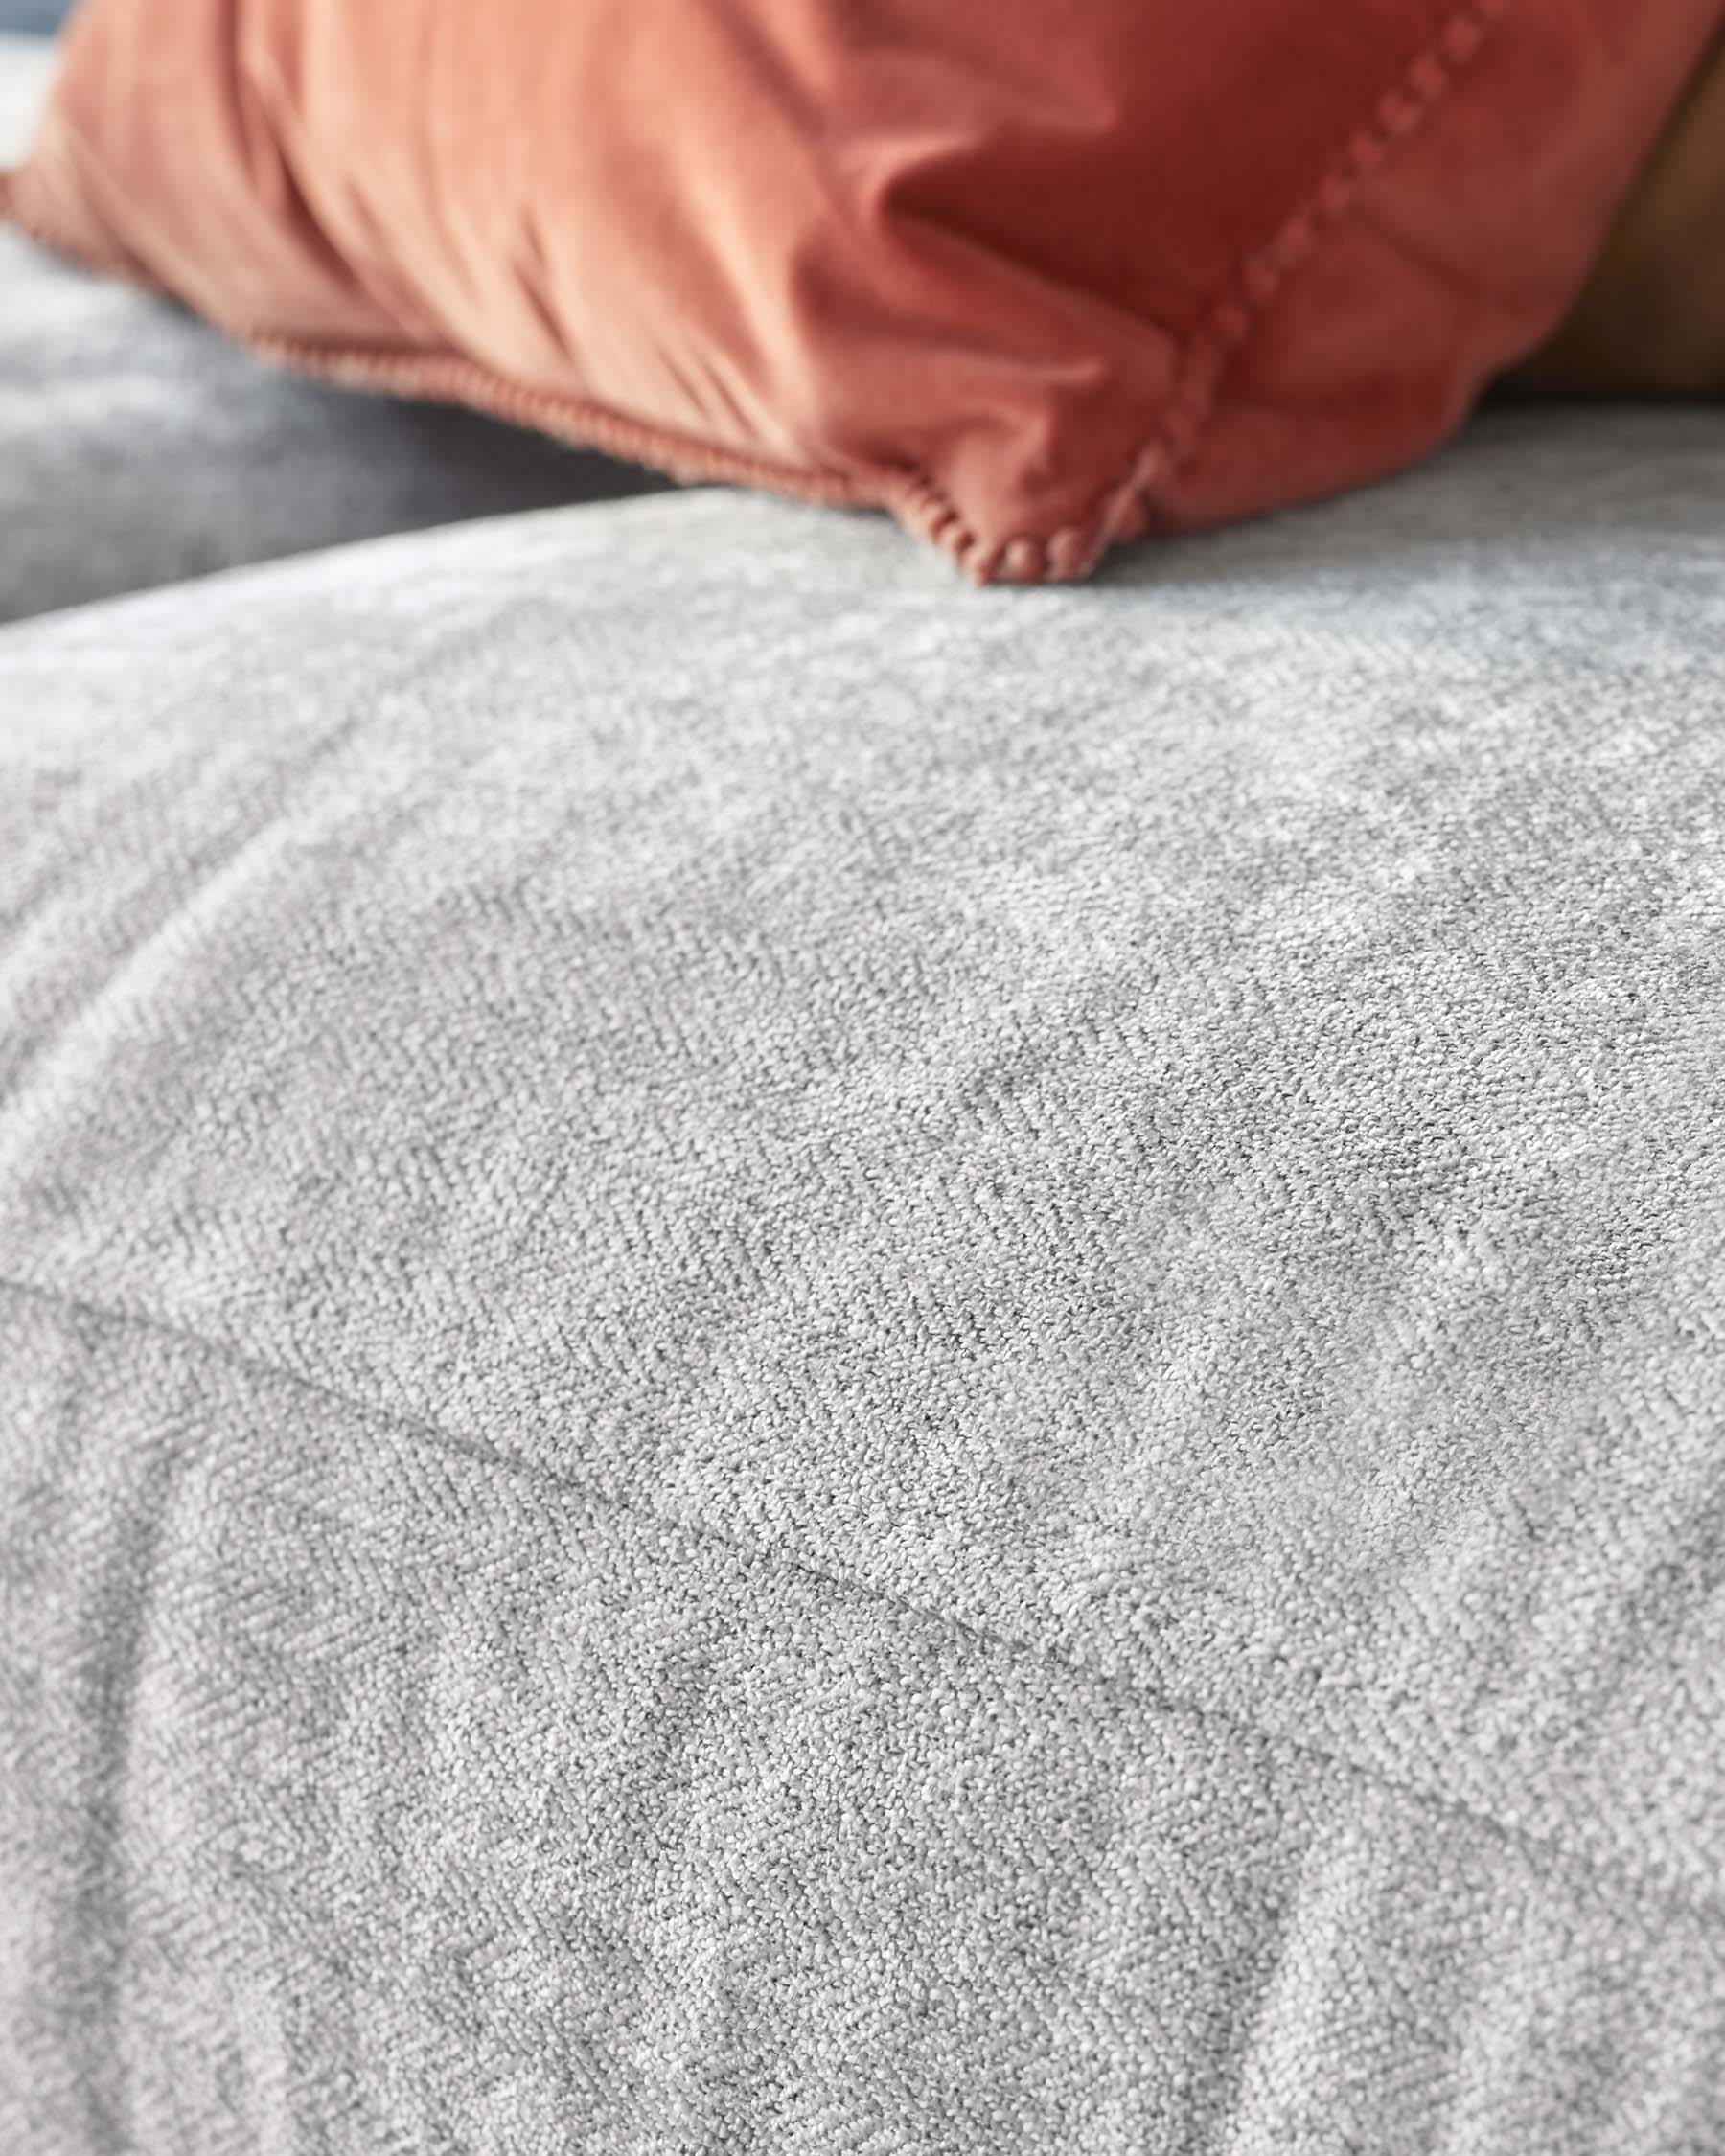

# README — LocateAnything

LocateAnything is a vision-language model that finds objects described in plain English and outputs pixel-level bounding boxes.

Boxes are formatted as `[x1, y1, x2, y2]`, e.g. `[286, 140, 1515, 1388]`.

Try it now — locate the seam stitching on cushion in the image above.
[0, 9, 1503, 588]
[1059, 0, 1512, 582]
[4, 1262, 1722, 1945]
[0, 158, 916, 522]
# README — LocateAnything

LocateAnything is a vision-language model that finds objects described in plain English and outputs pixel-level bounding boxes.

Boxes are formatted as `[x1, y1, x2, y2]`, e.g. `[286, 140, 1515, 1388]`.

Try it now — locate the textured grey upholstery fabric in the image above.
[0, 36, 665, 625]
[3, 405, 1725, 2152]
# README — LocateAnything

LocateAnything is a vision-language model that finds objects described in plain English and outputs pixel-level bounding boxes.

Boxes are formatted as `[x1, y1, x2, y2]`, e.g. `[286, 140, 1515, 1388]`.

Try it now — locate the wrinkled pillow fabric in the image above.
[3, 0, 1719, 581]
[0, 29, 664, 623]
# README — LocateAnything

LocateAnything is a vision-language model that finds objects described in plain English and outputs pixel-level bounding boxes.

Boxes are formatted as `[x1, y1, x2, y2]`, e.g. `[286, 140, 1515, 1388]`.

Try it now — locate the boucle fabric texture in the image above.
[5, 0, 1721, 582]
[0, 37, 661, 625]
[3, 406, 1725, 2152]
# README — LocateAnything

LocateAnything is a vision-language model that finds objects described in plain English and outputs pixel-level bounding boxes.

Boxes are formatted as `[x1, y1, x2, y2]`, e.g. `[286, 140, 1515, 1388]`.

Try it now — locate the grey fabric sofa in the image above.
[6, 30, 1725, 2156]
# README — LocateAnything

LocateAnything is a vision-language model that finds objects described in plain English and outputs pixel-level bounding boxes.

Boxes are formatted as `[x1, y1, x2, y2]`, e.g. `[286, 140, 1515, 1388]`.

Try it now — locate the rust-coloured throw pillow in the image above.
[3, 0, 1720, 583]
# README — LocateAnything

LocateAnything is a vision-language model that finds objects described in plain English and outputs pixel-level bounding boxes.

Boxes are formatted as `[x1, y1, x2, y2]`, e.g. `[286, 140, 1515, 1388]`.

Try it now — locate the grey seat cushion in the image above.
[3, 406, 1724, 2153]
[0, 36, 666, 624]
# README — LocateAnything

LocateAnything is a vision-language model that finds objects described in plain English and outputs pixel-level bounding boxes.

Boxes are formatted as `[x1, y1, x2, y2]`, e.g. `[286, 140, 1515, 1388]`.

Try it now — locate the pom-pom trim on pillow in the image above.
[4, 0, 1717, 582]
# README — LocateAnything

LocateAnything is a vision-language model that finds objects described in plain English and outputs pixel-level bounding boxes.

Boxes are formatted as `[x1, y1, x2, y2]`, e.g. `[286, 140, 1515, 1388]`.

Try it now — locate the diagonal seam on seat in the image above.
[1, 1261, 1721, 1947]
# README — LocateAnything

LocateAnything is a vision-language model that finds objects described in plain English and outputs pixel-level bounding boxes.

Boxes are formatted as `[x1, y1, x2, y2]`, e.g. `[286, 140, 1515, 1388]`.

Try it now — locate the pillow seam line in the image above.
[0, 158, 900, 517]
[0, 0, 1506, 586]
[1059, 0, 1512, 582]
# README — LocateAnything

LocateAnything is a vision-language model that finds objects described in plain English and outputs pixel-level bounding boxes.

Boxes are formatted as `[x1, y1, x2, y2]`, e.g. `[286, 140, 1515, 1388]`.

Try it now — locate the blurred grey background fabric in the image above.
[3, 405, 1724, 2152]
[0, 31, 54, 152]
[0, 1, 67, 31]
[0, 34, 666, 623]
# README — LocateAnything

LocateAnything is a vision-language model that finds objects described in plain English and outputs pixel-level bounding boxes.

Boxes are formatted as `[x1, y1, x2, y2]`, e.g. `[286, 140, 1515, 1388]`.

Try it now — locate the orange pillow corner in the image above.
[5, 0, 1720, 584]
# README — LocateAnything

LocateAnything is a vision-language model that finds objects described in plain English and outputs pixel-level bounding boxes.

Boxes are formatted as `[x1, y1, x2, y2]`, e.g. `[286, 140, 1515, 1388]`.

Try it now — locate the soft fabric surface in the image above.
[4, 1, 1719, 583]
[0, 2, 67, 31]
[0, 34, 663, 624]
[3, 407, 1725, 2151]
